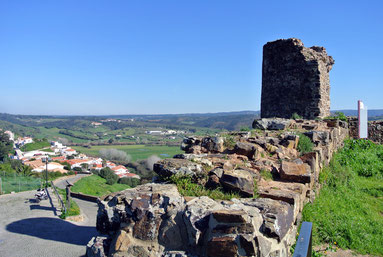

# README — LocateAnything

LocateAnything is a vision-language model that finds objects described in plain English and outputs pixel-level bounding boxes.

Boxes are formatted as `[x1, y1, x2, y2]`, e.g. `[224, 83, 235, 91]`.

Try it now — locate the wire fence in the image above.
[0, 171, 42, 194]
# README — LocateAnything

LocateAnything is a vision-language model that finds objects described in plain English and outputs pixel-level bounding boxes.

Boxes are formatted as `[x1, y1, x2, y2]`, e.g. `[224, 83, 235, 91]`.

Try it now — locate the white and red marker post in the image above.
[358, 100, 368, 139]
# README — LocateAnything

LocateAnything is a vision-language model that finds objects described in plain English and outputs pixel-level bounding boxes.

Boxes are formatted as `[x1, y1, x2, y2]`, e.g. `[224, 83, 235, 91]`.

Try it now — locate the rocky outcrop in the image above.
[153, 159, 204, 178]
[261, 38, 334, 119]
[87, 118, 349, 257]
[88, 184, 297, 257]
[252, 118, 293, 131]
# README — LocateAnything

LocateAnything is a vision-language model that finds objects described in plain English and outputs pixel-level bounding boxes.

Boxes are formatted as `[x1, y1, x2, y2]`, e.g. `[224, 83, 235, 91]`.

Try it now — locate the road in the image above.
[0, 176, 99, 257]
[54, 173, 89, 189]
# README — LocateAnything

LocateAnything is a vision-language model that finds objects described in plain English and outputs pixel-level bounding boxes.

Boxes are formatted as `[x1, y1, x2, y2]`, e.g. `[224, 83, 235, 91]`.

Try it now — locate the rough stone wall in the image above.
[87, 118, 349, 257]
[261, 38, 334, 119]
[348, 117, 383, 144]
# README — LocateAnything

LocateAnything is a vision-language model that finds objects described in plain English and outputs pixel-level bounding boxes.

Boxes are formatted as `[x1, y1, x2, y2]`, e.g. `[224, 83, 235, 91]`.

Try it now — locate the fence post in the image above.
[0, 177, 2, 194]
[66, 185, 71, 210]
[293, 222, 313, 257]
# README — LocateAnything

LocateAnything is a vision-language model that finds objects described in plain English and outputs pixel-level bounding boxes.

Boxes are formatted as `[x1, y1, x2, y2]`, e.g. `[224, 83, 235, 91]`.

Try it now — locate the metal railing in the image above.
[293, 221, 313, 257]
[51, 181, 66, 215]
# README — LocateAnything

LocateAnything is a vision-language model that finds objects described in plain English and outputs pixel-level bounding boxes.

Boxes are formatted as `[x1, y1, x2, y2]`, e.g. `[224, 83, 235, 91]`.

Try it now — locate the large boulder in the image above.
[94, 184, 185, 257]
[202, 137, 225, 153]
[153, 159, 204, 178]
[279, 161, 311, 183]
[220, 169, 255, 197]
[241, 198, 294, 241]
[233, 142, 257, 159]
[252, 118, 292, 130]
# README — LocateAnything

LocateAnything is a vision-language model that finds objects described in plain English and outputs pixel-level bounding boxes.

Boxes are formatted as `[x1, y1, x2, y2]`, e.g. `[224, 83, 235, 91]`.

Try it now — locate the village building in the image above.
[60, 148, 77, 156]
[4, 130, 14, 141]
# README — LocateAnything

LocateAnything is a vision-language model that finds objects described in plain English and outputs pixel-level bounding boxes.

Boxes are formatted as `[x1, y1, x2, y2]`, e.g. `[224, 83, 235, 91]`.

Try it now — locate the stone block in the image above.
[279, 161, 311, 183]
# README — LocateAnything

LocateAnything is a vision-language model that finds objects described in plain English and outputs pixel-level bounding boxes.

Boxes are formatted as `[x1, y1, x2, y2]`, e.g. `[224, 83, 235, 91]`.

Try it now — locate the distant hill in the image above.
[1, 109, 382, 137]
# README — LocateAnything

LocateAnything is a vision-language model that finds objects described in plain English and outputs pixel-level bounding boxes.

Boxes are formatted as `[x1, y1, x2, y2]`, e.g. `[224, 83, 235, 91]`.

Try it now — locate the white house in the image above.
[32, 162, 66, 173]
[15, 137, 33, 146]
[4, 131, 14, 141]
[60, 148, 77, 156]
[51, 141, 64, 148]
[111, 165, 130, 177]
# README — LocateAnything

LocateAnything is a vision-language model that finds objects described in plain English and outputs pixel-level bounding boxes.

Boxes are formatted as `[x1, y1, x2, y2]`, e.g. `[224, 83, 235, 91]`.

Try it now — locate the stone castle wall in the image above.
[87, 118, 349, 257]
[261, 38, 334, 119]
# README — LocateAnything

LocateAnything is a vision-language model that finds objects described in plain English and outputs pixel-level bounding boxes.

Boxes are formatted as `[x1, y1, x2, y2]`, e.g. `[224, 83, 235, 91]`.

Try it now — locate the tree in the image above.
[0, 131, 13, 162]
[20, 165, 33, 176]
[99, 148, 131, 162]
[99, 167, 118, 185]
[146, 155, 161, 171]
[80, 163, 89, 170]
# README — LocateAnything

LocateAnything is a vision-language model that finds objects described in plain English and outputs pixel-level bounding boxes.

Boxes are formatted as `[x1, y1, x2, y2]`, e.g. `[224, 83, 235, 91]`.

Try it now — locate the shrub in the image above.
[99, 148, 131, 162]
[291, 112, 303, 120]
[168, 175, 240, 200]
[118, 177, 140, 187]
[325, 111, 347, 122]
[99, 167, 119, 185]
[240, 127, 251, 131]
[297, 133, 314, 154]
[106, 175, 118, 185]
[223, 135, 236, 149]
[260, 169, 273, 180]
[73, 167, 82, 172]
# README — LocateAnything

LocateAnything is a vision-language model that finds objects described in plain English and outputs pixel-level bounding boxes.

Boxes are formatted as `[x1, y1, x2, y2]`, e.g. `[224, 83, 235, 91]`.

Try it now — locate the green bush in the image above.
[106, 176, 118, 185]
[240, 127, 251, 131]
[118, 177, 140, 187]
[325, 111, 347, 122]
[168, 175, 240, 200]
[223, 135, 236, 149]
[260, 169, 273, 180]
[73, 167, 82, 172]
[291, 112, 303, 120]
[99, 167, 119, 185]
[297, 133, 314, 154]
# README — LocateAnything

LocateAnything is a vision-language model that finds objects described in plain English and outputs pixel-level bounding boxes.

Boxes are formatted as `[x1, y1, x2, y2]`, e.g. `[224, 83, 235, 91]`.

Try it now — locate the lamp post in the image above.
[44, 156, 51, 188]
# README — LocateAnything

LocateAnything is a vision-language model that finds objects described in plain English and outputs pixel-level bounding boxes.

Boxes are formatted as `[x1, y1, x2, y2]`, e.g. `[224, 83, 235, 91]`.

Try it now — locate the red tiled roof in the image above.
[125, 173, 138, 177]
[52, 156, 66, 160]
[112, 165, 127, 171]
[66, 159, 88, 165]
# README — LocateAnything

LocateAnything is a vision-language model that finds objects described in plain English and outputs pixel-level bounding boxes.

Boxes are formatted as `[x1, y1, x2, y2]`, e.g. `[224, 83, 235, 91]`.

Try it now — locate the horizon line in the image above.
[2, 108, 383, 117]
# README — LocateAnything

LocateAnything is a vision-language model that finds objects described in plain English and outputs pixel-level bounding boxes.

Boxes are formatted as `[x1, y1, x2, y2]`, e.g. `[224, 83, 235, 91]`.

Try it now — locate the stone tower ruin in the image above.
[261, 38, 334, 119]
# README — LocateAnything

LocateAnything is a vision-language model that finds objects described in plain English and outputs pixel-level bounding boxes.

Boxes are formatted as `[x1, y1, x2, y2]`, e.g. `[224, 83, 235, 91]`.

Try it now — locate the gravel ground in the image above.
[0, 188, 99, 257]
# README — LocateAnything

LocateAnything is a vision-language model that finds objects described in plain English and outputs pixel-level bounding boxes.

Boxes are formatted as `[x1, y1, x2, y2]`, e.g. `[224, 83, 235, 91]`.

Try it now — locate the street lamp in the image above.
[44, 156, 51, 188]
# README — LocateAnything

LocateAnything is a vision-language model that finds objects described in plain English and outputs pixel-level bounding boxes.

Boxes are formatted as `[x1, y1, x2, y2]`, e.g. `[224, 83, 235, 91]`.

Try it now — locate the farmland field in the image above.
[72, 144, 182, 161]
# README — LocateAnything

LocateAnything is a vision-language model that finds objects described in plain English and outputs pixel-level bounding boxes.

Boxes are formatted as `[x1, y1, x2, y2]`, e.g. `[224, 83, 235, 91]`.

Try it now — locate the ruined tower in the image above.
[260, 38, 334, 119]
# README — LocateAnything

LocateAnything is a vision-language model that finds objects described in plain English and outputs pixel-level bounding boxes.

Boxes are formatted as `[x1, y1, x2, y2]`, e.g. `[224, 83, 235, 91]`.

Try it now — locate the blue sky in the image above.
[1, 0, 382, 115]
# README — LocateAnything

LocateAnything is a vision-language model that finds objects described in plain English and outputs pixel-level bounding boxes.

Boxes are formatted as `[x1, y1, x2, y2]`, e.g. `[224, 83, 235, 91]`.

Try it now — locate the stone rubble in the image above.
[87, 118, 349, 257]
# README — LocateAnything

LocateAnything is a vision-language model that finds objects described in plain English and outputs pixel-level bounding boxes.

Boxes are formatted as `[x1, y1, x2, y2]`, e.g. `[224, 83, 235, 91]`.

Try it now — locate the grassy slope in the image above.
[20, 140, 51, 151]
[72, 144, 182, 161]
[71, 175, 130, 197]
[57, 188, 80, 217]
[302, 139, 383, 256]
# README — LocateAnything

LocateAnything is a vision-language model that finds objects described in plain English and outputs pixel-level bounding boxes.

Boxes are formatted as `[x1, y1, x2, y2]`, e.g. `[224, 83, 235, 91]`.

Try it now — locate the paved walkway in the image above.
[0, 186, 99, 257]
[54, 174, 89, 189]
